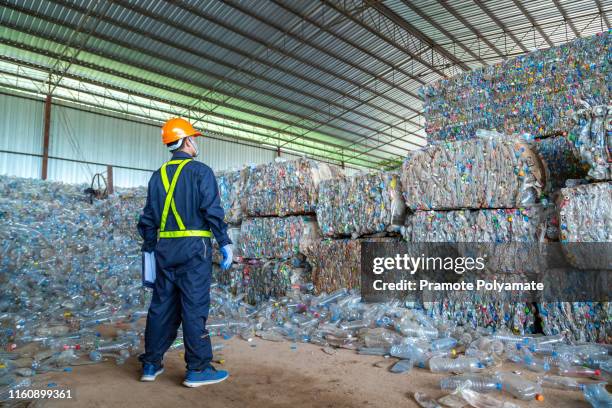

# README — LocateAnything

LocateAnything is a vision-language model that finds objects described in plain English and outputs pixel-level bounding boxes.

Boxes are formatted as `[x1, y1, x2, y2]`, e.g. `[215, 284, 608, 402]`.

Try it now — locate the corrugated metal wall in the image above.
[203, 137, 274, 173]
[0, 93, 281, 187]
[0, 93, 43, 178]
[48, 104, 166, 187]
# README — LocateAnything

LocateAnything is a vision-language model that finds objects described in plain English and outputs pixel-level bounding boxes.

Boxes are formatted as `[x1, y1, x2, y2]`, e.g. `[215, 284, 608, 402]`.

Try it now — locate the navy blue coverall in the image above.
[137, 151, 231, 371]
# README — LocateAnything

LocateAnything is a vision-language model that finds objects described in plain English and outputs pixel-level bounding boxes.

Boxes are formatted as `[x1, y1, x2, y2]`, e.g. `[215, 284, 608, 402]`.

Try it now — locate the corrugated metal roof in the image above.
[0, 0, 609, 168]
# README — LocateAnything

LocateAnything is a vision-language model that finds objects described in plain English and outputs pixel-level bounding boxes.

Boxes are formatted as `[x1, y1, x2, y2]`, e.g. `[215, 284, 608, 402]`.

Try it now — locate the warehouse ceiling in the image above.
[0, 0, 609, 169]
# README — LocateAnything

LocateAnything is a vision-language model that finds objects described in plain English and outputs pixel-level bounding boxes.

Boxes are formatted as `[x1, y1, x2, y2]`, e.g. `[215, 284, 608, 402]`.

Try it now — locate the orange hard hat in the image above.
[161, 118, 202, 145]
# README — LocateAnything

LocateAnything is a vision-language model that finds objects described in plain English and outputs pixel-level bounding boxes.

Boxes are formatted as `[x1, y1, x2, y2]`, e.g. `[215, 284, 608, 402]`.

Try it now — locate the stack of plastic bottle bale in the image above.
[401, 134, 554, 334]
[415, 31, 610, 341]
[0, 175, 149, 396]
[540, 94, 611, 343]
[231, 158, 338, 305]
[212, 167, 248, 296]
[305, 171, 405, 293]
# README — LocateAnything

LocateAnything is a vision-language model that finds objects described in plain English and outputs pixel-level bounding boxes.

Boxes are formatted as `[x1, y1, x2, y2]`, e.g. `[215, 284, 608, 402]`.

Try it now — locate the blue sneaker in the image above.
[140, 363, 164, 382]
[183, 366, 229, 387]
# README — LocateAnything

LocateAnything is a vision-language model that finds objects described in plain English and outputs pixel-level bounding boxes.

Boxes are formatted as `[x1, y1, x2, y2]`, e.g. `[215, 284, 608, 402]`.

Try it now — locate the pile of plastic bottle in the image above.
[0, 154, 609, 406]
[206, 286, 611, 407]
[244, 158, 340, 217]
[316, 172, 405, 238]
[216, 168, 248, 225]
[238, 216, 319, 259]
[401, 136, 546, 211]
[0, 175, 148, 398]
[421, 32, 610, 142]
[533, 181, 612, 344]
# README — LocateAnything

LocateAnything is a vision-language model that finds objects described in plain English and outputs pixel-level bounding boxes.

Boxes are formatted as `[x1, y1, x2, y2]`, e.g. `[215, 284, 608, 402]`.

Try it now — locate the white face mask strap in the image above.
[168, 137, 184, 152]
[190, 137, 199, 157]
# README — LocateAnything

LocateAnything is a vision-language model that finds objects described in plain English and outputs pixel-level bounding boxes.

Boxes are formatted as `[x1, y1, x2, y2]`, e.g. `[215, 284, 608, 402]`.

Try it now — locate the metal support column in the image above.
[41, 94, 51, 180]
[106, 165, 114, 195]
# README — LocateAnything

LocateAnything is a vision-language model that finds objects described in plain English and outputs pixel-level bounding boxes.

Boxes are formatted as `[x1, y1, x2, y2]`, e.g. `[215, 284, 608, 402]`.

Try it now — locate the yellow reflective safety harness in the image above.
[158, 159, 212, 239]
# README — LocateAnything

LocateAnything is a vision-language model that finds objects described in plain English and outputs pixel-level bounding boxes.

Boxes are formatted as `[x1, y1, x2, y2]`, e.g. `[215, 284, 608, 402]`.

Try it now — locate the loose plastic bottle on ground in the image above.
[429, 357, 484, 373]
[414, 391, 442, 408]
[583, 383, 612, 408]
[96, 341, 131, 353]
[389, 343, 428, 362]
[390, 359, 413, 374]
[437, 393, 468, 408]
[558, 366, 602, 379]
[537, 375, 584, 391]
[440, 374, 502, 393]
[522, 355, 551, 373]
[496, 372, 544, 401]
[470, 337, 504, 355]
[430, 337, 457, 351]
[397, 320, 438, 339]
[357, 347, 388, 356]
[457, 384, 521, 408]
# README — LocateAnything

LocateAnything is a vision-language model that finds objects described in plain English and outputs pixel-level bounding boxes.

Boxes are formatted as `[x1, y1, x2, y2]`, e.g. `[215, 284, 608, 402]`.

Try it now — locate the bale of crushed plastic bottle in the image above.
[302, 238, 399, 294]
[243, 258, 311, 305]
[239, 216, 319, 259]
[212, 258, 310, 305]
[244, 158, 340, 217]
[216, 167, 248, 225]
[302, 239, 361, 294]
[401, 137, 545, 211]
[316, 172, 405, 238]
[558, 181, 612, 269]
[421, 33, 609, 142]
[538, 301, 611, 343]
[568, 101, 611, 181]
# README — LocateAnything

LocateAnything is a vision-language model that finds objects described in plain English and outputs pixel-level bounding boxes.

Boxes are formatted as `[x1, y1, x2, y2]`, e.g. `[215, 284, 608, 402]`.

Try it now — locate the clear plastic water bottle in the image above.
[537, 375, 584, 391]
[430, 337, 457, 351]
[89, 351, 103, 362]
[496, 372, 544, 401]
[390, 359, 413, 374]
[558, 366, 601, 379]
[522, 355, 551, 373]
[413, 391, 442, 408]
[357, 347, 388, 356]
[429, 357, 484, 373]
[440, 374, 502, 393]
[397, 320, 438, 339]
[390, 343, 428, 361]
[583, 383, 612, 408]
[457, 383, 522, 408]
[96, 341, 131, 353]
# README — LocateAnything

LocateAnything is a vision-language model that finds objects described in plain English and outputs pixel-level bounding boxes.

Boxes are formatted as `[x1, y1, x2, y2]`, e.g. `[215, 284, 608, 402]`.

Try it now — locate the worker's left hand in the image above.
[221, 244, 233, 271]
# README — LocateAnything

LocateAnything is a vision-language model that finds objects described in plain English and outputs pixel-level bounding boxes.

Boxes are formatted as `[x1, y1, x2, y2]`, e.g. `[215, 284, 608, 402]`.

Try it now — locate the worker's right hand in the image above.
[221, 245, 233, 271]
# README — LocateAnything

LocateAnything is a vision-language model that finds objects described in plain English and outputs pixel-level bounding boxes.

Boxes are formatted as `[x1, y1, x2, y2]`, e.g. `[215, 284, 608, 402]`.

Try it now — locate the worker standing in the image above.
[137, 118, 233, 387]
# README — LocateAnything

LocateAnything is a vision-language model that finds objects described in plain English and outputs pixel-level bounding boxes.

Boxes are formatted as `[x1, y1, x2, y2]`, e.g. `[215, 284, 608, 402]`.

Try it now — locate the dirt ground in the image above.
[31, 338, 593, 408]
